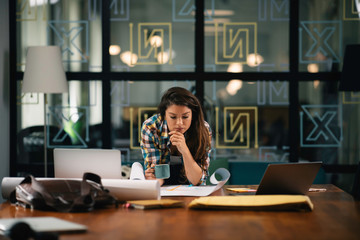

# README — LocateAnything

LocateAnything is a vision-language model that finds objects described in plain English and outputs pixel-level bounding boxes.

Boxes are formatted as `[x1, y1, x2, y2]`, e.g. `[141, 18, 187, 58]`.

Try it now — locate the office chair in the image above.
[351, 161, 360, 200]
[17, 125, 72, 176]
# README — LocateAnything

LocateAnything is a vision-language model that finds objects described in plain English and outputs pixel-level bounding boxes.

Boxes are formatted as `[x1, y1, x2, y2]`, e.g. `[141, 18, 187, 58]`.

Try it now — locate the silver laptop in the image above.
[54, 148, 122, 179]
[256, 162, 322, 195]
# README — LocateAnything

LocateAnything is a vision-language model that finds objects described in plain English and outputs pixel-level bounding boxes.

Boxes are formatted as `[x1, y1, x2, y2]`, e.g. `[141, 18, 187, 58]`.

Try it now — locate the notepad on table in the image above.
[188, 195, 314, 211]
[0, 217, 87, 234]
[127, 199, 184, 210]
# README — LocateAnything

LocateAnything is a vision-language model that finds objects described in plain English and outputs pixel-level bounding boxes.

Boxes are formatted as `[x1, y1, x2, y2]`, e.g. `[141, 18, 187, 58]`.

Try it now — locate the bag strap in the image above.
[83, 172, 112, 193]
[11, 175, 57, 205]
[24, 175, 54, 201]
[82, 172, 119, 207]
[83, 172, 102, 185]
[9, 175, 33, 203]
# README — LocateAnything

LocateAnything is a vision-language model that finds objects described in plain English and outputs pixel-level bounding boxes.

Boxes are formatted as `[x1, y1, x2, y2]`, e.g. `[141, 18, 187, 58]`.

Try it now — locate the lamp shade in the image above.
[22, 46, 68, 93]
[339, 44, 360, 92]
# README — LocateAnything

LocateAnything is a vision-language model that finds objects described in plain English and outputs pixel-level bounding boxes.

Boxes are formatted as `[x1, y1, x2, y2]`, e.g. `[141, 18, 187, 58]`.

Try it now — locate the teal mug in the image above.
[154, 164, 170, 179]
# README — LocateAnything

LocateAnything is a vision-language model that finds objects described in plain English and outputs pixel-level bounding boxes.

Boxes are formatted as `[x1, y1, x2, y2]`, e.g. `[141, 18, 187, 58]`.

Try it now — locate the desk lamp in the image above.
[22, 46, 68, 177]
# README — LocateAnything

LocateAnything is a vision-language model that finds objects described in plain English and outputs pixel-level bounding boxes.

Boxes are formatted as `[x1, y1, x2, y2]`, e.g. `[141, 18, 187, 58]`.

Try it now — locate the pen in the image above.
[226, 187, 256, 193]
[167, 185, 181, 191]
[122, 203, 133, 209]
[309, 188, 327, 192]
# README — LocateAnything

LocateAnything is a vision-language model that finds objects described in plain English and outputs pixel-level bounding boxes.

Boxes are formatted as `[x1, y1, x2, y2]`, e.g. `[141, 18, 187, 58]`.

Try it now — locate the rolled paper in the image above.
[129, 162, 145, 180]
[160, 168, 231, 197]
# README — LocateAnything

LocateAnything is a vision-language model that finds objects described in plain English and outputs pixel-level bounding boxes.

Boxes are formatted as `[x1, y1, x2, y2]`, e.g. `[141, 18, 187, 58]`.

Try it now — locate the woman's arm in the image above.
[169, 131, 203, 185]
[140, 121, 165, 186]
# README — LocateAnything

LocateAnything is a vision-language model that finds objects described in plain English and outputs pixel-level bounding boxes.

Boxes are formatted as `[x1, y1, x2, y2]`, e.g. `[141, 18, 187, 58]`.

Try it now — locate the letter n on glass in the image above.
[215, 22, 257, 65]
[216, 107, 258, 149]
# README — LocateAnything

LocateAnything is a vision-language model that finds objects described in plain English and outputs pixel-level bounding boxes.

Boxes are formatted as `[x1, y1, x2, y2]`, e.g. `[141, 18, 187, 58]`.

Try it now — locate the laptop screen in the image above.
[54, 148, 122, 179]
[256, 162, 322, 195]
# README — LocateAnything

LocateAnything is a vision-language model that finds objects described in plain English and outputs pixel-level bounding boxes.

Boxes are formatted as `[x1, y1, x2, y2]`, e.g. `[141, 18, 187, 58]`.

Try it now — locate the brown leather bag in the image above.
[10, 172, 118, 212]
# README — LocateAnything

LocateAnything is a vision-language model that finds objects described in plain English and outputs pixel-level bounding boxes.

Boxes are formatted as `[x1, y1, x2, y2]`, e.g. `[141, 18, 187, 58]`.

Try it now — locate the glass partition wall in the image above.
[10, 0, 360, 192]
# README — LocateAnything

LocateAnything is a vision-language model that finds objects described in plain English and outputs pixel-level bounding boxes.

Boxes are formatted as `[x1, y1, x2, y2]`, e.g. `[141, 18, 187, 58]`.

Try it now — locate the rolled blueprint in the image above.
[129, 162, 145, 180]
[1, 177, 24, 200]
[103, 179, 160, 201]
[1, 177, 160, 201]
[160, 168, 231, 197]
[209, 167, 231, 191]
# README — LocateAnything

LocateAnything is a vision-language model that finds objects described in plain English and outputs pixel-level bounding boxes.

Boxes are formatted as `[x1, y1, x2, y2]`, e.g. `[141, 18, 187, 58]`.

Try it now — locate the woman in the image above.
[140, 87, 212, 186]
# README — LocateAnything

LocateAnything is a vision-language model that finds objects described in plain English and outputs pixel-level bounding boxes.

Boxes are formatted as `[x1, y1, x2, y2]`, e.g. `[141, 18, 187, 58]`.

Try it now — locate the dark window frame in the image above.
[9, 0, 349, 177]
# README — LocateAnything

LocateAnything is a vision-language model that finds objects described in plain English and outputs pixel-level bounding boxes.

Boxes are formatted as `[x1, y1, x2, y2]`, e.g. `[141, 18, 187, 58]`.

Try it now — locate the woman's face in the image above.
[165, 104, 192, 134]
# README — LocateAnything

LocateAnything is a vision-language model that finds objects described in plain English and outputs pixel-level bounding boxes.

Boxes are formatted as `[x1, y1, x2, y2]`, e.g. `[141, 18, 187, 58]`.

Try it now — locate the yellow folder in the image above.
[188, 195, 314, 211]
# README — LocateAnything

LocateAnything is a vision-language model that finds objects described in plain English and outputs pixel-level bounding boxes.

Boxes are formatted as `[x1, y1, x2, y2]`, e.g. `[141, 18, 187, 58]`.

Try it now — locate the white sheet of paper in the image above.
[160, 168, 230, 197]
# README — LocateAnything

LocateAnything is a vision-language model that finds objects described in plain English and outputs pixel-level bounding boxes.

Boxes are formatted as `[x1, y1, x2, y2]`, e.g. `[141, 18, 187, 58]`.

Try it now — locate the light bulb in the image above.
[157, 52, 169, 64]
[120, 51, 138, 67]
[226, 79, 243, 95]
[109, 45, 121, 55]
[150, 35, 163, 47]
[247, 53, 264, 67]
[227, 63, 243, 73]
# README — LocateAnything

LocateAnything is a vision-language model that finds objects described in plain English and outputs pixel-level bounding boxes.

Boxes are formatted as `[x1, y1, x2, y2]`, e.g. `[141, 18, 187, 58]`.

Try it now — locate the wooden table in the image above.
[0, 184, 360, 240]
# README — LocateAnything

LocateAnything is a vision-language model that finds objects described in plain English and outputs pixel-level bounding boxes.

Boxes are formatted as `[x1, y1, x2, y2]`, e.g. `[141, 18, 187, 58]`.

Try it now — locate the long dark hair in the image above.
[158, 87, 211, 170]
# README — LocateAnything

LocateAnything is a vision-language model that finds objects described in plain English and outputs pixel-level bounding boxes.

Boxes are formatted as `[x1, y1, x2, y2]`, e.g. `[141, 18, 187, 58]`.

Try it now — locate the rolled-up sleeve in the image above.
[140, 122, 160, 169]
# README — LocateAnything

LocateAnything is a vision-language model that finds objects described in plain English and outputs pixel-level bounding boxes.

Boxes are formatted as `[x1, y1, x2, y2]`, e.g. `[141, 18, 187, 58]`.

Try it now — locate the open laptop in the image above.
[256, 162, 322, 195]
[54, 148, 122, 179]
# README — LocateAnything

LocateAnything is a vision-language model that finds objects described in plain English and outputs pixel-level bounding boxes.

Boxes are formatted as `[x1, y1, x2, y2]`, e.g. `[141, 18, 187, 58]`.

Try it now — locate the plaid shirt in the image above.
[140, 114, 212, 185]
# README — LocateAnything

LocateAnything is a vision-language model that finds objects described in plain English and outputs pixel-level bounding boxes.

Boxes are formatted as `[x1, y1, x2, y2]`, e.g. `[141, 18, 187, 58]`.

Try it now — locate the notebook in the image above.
[0, 217, 87, 233]
[54, 148, 122, 179]
[126, 199, 184, 210]
[256, 162, 322, 195]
